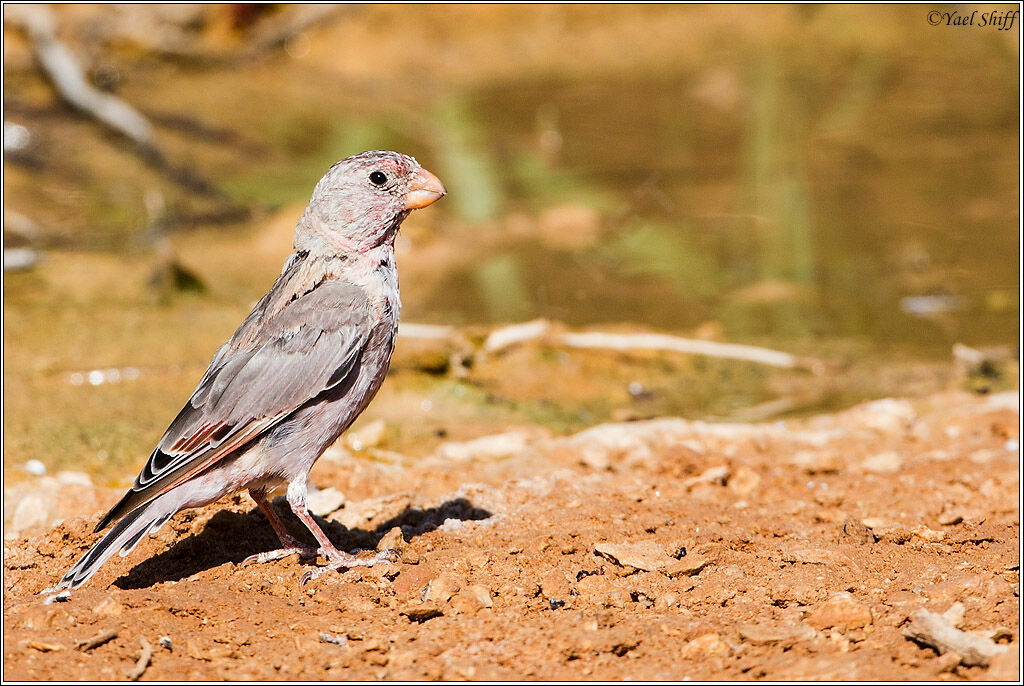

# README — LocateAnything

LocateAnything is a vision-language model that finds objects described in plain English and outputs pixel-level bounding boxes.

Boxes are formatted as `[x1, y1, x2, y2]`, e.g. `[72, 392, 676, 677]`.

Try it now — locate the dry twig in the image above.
[437, 318, 830, 374]
[903, 607, 1008, 667]
[76, 628, 118, 652]
[127, 637, 153, 681]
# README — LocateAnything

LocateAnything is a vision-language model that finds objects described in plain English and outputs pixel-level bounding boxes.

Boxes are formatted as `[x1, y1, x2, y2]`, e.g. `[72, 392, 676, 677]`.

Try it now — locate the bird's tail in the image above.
[49, 497, 175, 591]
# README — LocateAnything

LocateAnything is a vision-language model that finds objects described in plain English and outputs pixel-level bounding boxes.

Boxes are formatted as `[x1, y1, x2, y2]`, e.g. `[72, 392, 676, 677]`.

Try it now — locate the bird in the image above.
[51, 150, 446, 590]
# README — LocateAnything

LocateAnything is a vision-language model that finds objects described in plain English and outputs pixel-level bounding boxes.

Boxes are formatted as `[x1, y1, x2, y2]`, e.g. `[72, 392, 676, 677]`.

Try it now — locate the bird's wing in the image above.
[95, 280, 373, 530]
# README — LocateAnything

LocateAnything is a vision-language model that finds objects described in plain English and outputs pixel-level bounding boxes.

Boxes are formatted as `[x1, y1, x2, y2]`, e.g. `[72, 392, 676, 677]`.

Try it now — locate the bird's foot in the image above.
[240, 545, 320, 567]
[299, 548, 400, 586]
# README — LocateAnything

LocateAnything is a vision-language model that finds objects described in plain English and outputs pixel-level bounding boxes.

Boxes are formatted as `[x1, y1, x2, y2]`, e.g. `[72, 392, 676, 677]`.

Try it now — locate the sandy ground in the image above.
[2, 390, 1019, 681]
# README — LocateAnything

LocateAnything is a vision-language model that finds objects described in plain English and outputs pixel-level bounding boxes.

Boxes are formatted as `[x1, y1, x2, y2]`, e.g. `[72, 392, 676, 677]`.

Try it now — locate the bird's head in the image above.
[296, 150, 446, 254]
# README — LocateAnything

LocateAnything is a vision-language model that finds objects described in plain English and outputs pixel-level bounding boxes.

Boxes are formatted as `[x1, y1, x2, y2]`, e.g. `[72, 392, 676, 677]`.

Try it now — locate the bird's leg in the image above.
[240, 486, 320, 566]
[284, 476, 398, 585]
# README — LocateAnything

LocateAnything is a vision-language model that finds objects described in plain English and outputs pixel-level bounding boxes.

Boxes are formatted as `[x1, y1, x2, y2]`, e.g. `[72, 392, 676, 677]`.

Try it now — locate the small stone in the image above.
[987, 650, 1020, 681]
[684, 465, 730, 489]
[539, 569, 572, 599]
[938, 511, 964, 526]
[91, 596, 123, 617]
[911, 526, 946, 542]
[659, 592, 679, 608]
[158, 636, 172, 651]
[849, 398, 916, 433]
[400, 603, 443, 623]
[738, 623, 817, 646]
[376, 527, 406, 554]
[782, 548, 847, 566]
[319, 633, 348, 646]
[306, 487, 346, 517]
[840, 518, 875, 544]
[10, 493, 49, 533]
[680, 632, 730, 659]
[934, 650, 961, 673]
[438, 432, 530, 462]
[465, 584, 493, 608]
[422, 574, 461, 604]
[391, 563, 436, 598]
[450, 585, 493, 614]
[806, 592, 873, 630]
[789, 450, 842, 474]
[727, 466, 761, 496]
[663, 555, 707, 578]
[594, 540, 674, 573]
[859, 451, 904, 474]
[601, 587, 632, 609]
[23, 460, 46, 476]
[345, 419, 387, 451]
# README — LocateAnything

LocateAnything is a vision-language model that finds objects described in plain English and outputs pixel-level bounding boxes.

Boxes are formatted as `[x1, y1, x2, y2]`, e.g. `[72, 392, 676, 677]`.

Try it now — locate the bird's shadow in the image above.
[113, 497, 492, 590]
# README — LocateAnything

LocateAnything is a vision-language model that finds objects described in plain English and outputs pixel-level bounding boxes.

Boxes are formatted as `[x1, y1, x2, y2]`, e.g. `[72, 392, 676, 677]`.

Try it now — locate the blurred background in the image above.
[3, 5, 1020, 486]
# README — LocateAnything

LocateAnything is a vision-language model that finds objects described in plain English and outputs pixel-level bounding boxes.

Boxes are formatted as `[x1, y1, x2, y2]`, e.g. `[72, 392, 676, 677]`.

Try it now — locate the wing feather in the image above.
[95, 278, 372, 531]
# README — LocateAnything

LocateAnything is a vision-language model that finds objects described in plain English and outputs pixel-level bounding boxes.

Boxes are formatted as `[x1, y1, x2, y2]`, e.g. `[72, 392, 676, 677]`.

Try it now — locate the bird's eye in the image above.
[369, 171, 388, 186]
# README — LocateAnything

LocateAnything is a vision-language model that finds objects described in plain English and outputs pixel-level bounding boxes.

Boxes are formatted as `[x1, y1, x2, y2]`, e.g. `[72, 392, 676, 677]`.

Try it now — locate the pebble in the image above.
[23, 460, 46, 476]
[840, 518, 875, 544]
[986, 650, 1020, 681]
[738, 622, 816, 646]
[938, 511, 964, 526]
[376, 527, 408, 556]
[806, 592, 873, 630]
[683, 465, 730, 489]
[662, 555, 708, 578]
[391, 562, 436, 597]
[10, 493, 49, 533]
[465, 584, 493, 608]
[680, 632, 731, 659]
[594, 540, 675, 573]
[858, 451, 903, 474]
[422, 574, 461, 604]
[727, 466, 761, 496]
[850, 398, 917, 433]
[789, 450, 842, 474]
[91, 596, 123, 617]
[319, 633, 348, 646]
[344, 419, 387, 451]
[439, 432, 530, 462]
[934, 650, 961, 673]
[539, 569, 572, 599]
[400, 602, 444, 623]
[450, 585, 493, 614]
[910, 526, 946, 542]
[306, 487, 345, 517]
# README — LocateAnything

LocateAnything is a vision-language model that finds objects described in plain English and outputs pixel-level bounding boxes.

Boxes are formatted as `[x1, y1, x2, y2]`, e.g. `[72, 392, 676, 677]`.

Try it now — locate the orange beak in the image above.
[404, 168, 447, 210]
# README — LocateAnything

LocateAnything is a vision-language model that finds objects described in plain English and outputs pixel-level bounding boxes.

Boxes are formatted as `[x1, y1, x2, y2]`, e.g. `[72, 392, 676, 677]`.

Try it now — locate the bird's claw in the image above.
[240, 545, 319, 567]
[299, 548, 400, 586]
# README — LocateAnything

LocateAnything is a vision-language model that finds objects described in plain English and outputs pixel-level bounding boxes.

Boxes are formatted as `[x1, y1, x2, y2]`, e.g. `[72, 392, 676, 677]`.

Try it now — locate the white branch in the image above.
[397, 318, 829, 374]
[10, 6, 155, 148]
